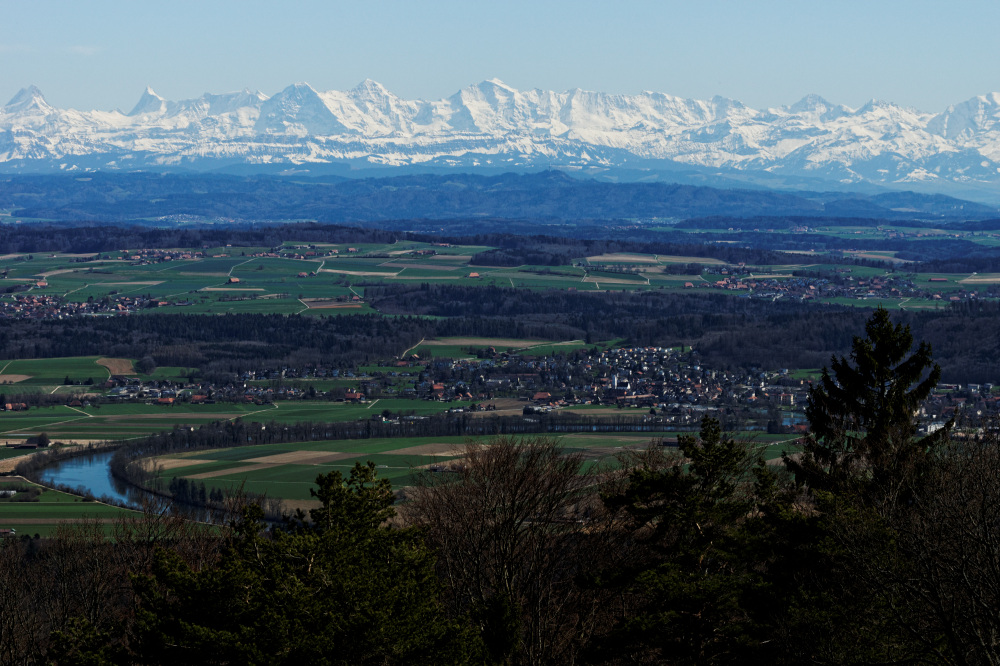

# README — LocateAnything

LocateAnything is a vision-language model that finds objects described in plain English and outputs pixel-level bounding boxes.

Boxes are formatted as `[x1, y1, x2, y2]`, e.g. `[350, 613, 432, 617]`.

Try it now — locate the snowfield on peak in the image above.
[6, 80, 1000, 199]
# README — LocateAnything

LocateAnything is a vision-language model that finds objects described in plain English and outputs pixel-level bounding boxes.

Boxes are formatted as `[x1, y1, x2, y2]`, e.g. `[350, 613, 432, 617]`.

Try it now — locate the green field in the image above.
[147, 429, 801, 505]
[147, 433, 662, 502]
[0, 478, 138, 537]
[2, 245, 996, 316]
[0, 403, 271, 440]
[409, 337, 552, 358]
[0, 356, 110, 387]
[0, 399, 480, 441]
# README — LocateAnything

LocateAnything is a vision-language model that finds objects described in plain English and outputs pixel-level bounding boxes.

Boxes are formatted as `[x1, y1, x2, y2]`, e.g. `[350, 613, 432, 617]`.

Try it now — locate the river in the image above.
[37, 451, 141, 506]
[37, 451, 223, 522]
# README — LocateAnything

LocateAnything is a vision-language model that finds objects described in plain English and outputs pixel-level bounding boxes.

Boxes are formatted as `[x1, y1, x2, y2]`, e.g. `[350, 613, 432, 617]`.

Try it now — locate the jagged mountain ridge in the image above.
[6, 79, 1000, 200]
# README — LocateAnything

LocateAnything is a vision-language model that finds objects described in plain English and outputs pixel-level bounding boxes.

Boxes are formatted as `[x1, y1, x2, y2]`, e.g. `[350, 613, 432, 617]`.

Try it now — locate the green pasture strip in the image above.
[423, 245, 491, 256]
[155, 459, 252, 479]
[163, 435, 474, 465]
[247, 379, 361, 391]
[0, 502, 128, 520]
[150, 299, 305, 315]
[232, 258, 320, 274]
[164, 257, 252, 273]
[139, 366, 195, 380]
[899, 299, 947, 310]
[0, 356, 110, 385]
[333, 435, 475, 455]
[281, 284, 356, 299]
[409, 345, 479, 359]
[78, 403, 257, 416]
[151, 429, 803, 503]
[44, 418, 227, 435]
[0, 481, 138, 534]
[645, 274, 704, 283]
[815, 297, 896, 308]
[0, 405, 85, 421]
[509, 276, 599, 289]
[917, 274, 967, 290]
[388, 268, 464, 278]
[0, 408, 90, 436]
[965, 236, 1000, 247]
[195, 478, 316, 502]
[322, 259, 399, 271]
[0, 448, 32, 460]
[587, 270, 648, 283]
[202, 454, 459, 499]
[0, 525, 74, 538]
[262, 400, 475, 423]
[518, 340, 590, 356]
[300, 304, 379, 316]
[176, 441, 354, 463]
[1, 403, 269, 438]
[411, 337, 548, 357]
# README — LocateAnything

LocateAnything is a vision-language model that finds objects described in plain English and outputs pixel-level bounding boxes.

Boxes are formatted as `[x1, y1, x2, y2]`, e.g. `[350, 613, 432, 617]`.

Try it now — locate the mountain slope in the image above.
[6, 81, 1000, 200]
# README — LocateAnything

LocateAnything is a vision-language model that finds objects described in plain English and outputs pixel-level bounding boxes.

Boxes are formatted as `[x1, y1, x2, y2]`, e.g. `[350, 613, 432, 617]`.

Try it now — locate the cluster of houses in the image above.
[104, 376, 296, 405]
[0, 293, 161, 320]
[0, 341, 995, 435]
[108, 248, 207, 264]
[687, 268, 994, 304]
[97, 243, 366, 267]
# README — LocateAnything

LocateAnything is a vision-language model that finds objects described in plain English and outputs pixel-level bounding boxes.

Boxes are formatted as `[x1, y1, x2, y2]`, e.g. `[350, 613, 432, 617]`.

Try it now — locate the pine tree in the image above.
[787, 307, 945, 498]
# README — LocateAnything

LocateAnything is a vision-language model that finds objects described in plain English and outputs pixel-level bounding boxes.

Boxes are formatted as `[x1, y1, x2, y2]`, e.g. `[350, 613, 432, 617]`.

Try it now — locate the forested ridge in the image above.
[5, 171, 994, 222]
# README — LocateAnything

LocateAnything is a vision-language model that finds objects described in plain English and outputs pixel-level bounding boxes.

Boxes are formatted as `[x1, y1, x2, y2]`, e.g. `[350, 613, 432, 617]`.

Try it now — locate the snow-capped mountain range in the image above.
[7, 79, 1000, 200]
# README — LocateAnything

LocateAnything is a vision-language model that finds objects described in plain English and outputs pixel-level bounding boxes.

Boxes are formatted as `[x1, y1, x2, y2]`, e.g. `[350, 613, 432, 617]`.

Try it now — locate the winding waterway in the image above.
[37, 451, 139, 506]
[37, 451, 222, 522]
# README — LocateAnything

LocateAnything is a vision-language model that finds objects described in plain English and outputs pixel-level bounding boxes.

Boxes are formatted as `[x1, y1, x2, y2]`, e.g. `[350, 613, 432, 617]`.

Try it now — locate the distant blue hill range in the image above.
[1, 171, 996, 223]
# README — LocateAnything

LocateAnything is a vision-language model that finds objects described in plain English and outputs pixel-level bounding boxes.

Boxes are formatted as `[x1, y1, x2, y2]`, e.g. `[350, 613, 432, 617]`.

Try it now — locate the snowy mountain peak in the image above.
[788, 94, 832, 113]
[353, 78, 388, 95]
[128, 87, 166, 116]
[4, 85, 51, 114]
[255, 82, 349, 136]
[928, 92, 1000, 139]
[856, 98, 900, 114]
[9, 80, 1000, 200]
[783, 94, 851, 122]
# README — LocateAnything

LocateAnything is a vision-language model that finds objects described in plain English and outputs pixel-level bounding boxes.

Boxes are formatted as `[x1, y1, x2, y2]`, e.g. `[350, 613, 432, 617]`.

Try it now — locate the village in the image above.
[1, 344, 982, 438]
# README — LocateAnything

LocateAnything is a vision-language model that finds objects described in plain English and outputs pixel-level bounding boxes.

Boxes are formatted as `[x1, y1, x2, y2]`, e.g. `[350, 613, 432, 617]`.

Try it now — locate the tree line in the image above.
[4, 290, 1000, 383]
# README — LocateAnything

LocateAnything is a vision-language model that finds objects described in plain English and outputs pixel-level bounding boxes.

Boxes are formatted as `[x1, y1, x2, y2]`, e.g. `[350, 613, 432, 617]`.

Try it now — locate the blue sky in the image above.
[3, 0, 999, 113]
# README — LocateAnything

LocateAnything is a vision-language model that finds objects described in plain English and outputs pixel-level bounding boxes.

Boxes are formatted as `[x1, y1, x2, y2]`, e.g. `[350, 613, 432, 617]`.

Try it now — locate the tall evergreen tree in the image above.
[788, 307, 945, 499]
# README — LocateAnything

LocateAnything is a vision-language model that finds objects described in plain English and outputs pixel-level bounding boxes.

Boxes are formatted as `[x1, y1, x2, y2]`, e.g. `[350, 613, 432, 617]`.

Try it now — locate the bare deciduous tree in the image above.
[403, 435, 619, 666]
